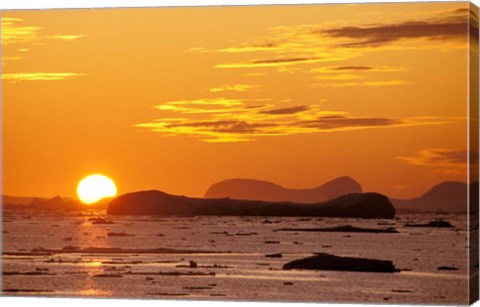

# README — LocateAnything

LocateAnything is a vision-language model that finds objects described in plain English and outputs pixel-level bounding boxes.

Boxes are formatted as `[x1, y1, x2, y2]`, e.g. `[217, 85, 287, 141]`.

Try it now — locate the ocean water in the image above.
[1, 209, 469, 304]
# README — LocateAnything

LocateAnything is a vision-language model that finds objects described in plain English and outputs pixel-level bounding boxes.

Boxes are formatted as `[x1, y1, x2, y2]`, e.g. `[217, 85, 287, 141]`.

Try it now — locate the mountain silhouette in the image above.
[392, 181, 472, 213]
[107, 190, 395, 219]
[30, 195, 82, 209]
[204, 176, 362, 203]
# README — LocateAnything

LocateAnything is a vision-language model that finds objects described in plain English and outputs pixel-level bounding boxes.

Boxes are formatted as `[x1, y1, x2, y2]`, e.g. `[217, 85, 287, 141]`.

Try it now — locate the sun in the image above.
[77, 174, 117, 204]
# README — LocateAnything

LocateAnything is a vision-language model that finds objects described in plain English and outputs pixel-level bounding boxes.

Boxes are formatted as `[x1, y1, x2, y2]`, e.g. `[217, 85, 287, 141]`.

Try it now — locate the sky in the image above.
[1, 2, 478, 199]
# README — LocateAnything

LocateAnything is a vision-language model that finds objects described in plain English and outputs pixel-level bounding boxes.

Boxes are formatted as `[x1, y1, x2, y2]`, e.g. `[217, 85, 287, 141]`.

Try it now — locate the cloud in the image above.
[397, 148, 477, 175]
[154, 98, 247, 115]
[2, 18, 83, 45]
[212, 8, 469, 73]
[2, 18, 86, 80]
[309, 63, 407, 87]
[311, 65, 406, 84]
[320, 11, 469, 48]
[312, 66, 404, 73]
[136, 97, 455, 142]
[185, 47, 210, 53]
[167, 120, 277, 134]
[209, 84, 259, 93]
[218, 42, 283, 53]
[136, 115, 401, 143]
[46, 34, 84, 41]
[2, 72, 85, 81]
[316, 80, 412, 87]
[260, 105, 310, 115]
[215, 56, 343, 69]
[166, 98, 244, 106]
[1, 18, 43, 45]
[331, 66, 375, 71]
[297, 115, 400, 130]
[398, 148, 471, 166]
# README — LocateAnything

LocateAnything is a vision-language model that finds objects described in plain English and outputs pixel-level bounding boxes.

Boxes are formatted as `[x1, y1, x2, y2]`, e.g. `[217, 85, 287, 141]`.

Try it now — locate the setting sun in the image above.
[77, 174, 117, 204]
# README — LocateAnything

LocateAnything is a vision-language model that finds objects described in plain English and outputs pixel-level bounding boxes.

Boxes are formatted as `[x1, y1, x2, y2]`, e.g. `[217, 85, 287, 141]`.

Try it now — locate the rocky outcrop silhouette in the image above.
[275, 225, 398, 233]
[204, 176, 362, 203]
[404, 220, 454, 228]
[392, 181, 473, 213]
[107, 190, 395, 218]
[282, 253, 397, 273]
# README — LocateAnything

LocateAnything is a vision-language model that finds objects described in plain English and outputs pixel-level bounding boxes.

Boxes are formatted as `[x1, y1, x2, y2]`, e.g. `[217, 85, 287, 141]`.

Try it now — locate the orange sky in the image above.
[1, 2, 477, 199]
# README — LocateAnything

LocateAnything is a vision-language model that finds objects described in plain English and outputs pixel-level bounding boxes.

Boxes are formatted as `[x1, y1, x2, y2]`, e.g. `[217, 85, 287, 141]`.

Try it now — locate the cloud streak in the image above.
[321, 16, 468, 48]
[2, 18, 86, 80]
[209, 84, 259, 93]
[2, 72, 85, 81]
[2, 18, 84, 45]
[216, 56, 342, 69]
[312, 66, 404, 73]
[397, 148, 477, 176]
[315, 80, 412, 87]
[260, 105, 310, 115]
[136, 98, 455, 142]
[211, 7, 469, 81]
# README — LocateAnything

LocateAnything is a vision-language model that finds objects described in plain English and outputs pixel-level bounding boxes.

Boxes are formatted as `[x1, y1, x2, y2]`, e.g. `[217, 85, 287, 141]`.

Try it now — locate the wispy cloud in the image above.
[1, 18, 43, 45]
[160, 98, 245, 107]
[209, 84, 259, 93]
[297, 115, 400, 129]
[397, 148, 477, 175]
[1, 18, 84, 45]
[153, 98, 247, 114]
[321, 14, 468, 48]
[2, 18, 86, 79]
[2, 72, 85, 81]
[310, 65, 406, 84]
[312, 66, 405, 73]
[46, 34, 84, 41]
[398, 148, 470, 166]
[218, 42, 284, 54]
[260, 105, 310, 115]
[136, 97, 455, 142]
[316, 80, 412, 87]
[216, 56, 343, 69]
[211, 8, 469, 78]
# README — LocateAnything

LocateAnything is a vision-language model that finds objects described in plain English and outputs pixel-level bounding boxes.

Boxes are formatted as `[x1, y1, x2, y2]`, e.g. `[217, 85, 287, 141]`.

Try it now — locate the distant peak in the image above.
[322, 176, 359, 185]
[205, 176, 363, 203]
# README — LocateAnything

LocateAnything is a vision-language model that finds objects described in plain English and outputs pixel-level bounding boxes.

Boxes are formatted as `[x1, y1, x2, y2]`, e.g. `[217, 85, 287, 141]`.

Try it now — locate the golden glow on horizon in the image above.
[77, 174, 117, 205]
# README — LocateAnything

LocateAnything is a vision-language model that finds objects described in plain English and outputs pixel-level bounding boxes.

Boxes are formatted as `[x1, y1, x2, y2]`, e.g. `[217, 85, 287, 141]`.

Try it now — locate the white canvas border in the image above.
[0, 1, 479, 307]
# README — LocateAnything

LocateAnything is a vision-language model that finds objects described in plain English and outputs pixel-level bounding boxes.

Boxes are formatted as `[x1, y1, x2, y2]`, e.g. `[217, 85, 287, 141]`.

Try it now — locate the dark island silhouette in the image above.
[204, 176, 362, 203]
[3, 179, 474, 214]
[392, 181, 474, 213]
[283, 253, 397, 273]
[107, 190, 395, 218]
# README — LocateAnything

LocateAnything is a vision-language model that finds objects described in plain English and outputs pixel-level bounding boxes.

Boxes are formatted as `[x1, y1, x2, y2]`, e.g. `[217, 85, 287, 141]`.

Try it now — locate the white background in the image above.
[0, 0, 479, 307]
